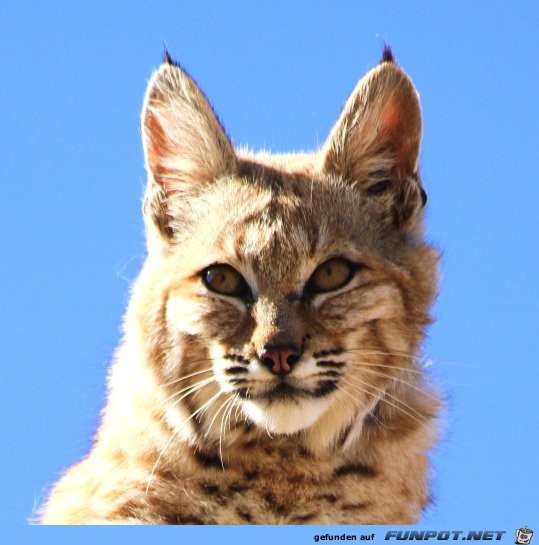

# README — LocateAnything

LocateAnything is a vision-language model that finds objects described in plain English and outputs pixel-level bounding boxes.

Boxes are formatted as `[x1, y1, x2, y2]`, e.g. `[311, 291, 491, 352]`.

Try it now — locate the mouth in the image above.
[259, 379, 338, 401]
[236, 380, 309, 402]
[264, 382, 302, 401]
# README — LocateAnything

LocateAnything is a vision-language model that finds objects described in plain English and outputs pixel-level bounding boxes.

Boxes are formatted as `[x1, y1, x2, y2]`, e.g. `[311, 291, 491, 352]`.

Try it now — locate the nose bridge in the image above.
[252, 296, 303, 349]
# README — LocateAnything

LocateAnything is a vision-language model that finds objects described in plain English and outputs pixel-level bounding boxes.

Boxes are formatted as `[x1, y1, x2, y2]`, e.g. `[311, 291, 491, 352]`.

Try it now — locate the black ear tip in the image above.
[381, 44, 395, 63]
[162, 45, 180, 67]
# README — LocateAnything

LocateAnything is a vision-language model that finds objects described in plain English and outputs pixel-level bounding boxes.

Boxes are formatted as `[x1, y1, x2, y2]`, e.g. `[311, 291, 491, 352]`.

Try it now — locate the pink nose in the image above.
[259, 345, 301, 375]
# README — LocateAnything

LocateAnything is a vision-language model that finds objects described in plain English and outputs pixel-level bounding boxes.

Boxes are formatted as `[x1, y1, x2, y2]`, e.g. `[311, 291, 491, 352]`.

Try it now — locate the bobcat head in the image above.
[128, 50, 437, 453]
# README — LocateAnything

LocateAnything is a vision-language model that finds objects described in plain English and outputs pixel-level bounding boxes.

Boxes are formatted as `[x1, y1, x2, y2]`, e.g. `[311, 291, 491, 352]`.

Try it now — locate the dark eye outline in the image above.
[304, 257, 357, 296]
[365, 179, 391, 196]
[201, 264, 251, 299]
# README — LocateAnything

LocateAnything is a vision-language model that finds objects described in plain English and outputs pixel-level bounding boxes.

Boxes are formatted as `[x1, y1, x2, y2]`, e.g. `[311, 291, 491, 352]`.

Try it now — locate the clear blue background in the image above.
[1, 0, 538, 537]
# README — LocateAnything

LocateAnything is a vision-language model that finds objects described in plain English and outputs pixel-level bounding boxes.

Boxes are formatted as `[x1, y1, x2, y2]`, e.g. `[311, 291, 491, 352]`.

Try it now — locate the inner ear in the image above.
[141, 61, 236, 196]
[377, 87, 422, 174]
[144, 109, 176, 192]
[140, 58, 237, 242]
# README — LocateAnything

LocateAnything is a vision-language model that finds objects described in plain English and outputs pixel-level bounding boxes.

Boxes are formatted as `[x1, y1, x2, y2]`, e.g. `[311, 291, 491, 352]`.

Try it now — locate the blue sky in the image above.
[1, 0, 538, 538]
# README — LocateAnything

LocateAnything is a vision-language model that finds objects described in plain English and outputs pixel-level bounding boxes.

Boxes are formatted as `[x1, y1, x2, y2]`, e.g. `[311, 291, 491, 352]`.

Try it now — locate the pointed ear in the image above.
[141, 59, 236, 195]
[319, 57, 426, 227]
[320, 58, 422, 182]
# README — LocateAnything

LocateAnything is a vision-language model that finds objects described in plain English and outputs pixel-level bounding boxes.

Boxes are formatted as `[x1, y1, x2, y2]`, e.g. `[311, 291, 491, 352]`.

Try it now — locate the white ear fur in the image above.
[141, 61, 236, 195]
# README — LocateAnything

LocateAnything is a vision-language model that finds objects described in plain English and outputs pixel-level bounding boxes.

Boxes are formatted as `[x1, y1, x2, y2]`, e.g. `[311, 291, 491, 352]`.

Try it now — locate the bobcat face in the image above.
[158, 171, 421, 436]
[139, 53, 437, 446]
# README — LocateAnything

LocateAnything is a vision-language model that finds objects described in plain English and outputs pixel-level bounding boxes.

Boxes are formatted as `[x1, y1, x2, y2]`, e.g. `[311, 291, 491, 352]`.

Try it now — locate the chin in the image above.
[242, 397, 332, 435]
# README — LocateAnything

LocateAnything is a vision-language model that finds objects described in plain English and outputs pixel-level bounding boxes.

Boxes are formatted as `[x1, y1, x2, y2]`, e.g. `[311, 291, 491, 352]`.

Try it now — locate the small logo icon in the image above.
[516, 527, 533, 544]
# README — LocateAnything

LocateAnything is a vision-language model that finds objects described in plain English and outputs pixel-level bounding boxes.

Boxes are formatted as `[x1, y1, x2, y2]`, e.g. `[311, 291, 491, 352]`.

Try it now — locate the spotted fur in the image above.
[40, 49, 440, 524]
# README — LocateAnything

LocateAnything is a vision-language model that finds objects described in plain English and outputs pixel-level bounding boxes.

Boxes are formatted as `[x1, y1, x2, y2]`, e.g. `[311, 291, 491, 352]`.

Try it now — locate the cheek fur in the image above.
[166, 291, 244, 338]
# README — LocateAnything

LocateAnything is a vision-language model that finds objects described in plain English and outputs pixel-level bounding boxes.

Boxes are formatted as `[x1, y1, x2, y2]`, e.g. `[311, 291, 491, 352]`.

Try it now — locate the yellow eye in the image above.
[308, 258, 355, 293]
[202, 264, 248, 297]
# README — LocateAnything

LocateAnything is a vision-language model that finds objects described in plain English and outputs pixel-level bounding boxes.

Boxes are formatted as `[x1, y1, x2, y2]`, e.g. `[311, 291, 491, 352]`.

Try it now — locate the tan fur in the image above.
[40, 51, 440, 525]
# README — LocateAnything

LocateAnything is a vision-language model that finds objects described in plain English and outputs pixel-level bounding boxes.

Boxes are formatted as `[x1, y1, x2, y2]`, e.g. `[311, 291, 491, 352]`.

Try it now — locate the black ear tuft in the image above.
[162, 45, 180, 67]
[381, 44, 395, 63]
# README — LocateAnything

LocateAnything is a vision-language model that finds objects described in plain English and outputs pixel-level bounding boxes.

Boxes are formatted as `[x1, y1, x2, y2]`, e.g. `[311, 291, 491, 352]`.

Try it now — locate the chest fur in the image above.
[136, 440, 426, 525]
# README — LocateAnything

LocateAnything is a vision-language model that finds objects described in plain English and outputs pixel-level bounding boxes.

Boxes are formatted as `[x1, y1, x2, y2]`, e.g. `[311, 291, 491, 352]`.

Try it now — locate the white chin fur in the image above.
[242, 397, 331, 435]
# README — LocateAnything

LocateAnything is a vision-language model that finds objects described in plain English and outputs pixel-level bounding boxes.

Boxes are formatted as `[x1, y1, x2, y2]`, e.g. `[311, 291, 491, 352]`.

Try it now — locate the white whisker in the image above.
[339, 376, 428, 425]
[148, 388, 223, 494]
[219, 396, 238, 468]
[163, 376, 215, 404]
[357, 366, 440, 402]
[162, 366, 214, 387]
[205, 395, 234, 439]
[344, 348, 469, 368]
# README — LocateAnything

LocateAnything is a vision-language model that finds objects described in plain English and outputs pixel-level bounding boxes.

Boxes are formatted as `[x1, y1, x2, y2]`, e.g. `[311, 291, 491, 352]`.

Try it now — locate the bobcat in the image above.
[40, 47, 440, 524]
